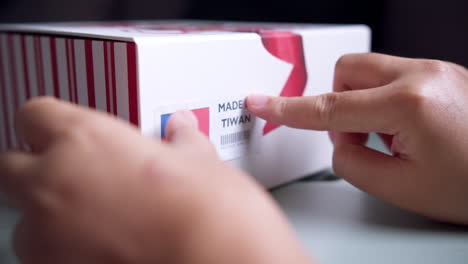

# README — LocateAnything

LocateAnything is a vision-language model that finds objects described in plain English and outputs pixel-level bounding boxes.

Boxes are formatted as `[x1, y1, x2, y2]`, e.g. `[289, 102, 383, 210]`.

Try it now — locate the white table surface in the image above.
[275, 180, 468, 264]
[2, 179, 467, 263]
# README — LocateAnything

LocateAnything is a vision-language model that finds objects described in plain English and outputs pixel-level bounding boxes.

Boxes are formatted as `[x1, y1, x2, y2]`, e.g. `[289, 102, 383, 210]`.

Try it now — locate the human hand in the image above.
[247, 53, 468, 225]
[0, 98, 312, 264]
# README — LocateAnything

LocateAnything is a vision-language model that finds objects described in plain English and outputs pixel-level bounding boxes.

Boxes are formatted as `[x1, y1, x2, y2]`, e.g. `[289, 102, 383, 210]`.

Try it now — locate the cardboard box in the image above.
[0, 21, 370, 188]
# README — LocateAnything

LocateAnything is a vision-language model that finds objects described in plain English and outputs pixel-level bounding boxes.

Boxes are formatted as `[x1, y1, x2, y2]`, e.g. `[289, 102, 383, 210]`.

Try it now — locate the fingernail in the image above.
[170, 110, 198, 129]
[247, 94, 269, 109]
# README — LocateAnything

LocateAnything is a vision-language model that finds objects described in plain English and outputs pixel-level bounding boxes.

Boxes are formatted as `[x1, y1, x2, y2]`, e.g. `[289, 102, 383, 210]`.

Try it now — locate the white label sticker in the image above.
[154, 96, 258, 161]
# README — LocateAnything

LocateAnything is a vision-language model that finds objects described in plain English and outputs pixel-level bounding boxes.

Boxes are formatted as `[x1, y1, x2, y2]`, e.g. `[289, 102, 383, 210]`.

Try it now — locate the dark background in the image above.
[0, 0, 467, 66]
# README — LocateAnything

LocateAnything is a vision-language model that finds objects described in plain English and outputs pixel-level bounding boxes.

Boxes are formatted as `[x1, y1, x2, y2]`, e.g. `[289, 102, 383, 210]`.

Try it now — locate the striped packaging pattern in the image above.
[0, 34, 138, 151]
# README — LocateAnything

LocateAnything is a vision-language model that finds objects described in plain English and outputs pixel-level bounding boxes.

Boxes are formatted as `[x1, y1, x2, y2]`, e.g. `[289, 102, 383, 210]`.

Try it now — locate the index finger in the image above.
[246, 53, 414, 133]
[246, 87, 400, 134]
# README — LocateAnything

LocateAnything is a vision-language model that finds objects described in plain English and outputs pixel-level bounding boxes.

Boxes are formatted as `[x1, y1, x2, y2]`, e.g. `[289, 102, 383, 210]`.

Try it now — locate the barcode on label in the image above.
[220, 130, 250, 146]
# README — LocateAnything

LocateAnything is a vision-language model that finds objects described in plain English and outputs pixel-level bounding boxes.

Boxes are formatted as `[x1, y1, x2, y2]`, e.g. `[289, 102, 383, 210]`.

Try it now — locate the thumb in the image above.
[165, 110, 217, 157]
[332, 138, 412, 204]
[0, 151, 38, 209]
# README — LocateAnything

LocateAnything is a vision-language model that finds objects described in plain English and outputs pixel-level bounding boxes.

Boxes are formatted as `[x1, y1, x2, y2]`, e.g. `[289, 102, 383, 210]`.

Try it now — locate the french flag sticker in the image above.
[160, 107, 210, 139]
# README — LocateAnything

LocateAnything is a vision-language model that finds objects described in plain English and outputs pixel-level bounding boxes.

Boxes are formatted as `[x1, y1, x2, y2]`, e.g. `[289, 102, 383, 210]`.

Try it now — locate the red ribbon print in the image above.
[258, 31, 307, 135]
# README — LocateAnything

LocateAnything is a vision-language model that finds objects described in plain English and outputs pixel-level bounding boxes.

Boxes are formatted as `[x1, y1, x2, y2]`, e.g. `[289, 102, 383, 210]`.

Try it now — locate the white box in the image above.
[0, 21, 370, 188]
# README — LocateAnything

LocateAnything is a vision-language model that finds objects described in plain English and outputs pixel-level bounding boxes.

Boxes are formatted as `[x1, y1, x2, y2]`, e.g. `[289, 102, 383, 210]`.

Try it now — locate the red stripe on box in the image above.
[7, 35, 19, 110]
[104, 42, 111, 113]
[0, 36, 12, 149]
[7, 35, 20, 148]
[110, 42, 117, 115]
[106, 42, 114, 113]
[65, 39, 71, 102]
[49, 37, 60, 97]
[34, 36, 45, 96]
[66, 39, 74, 103]
[126, 43, 139, 126]
[70, 39, 78, 103]
[0, 80, 6, 150]
[35, 38, 43, 96]
[20, 35, 31, 99]
[85, 40, 96, 108]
